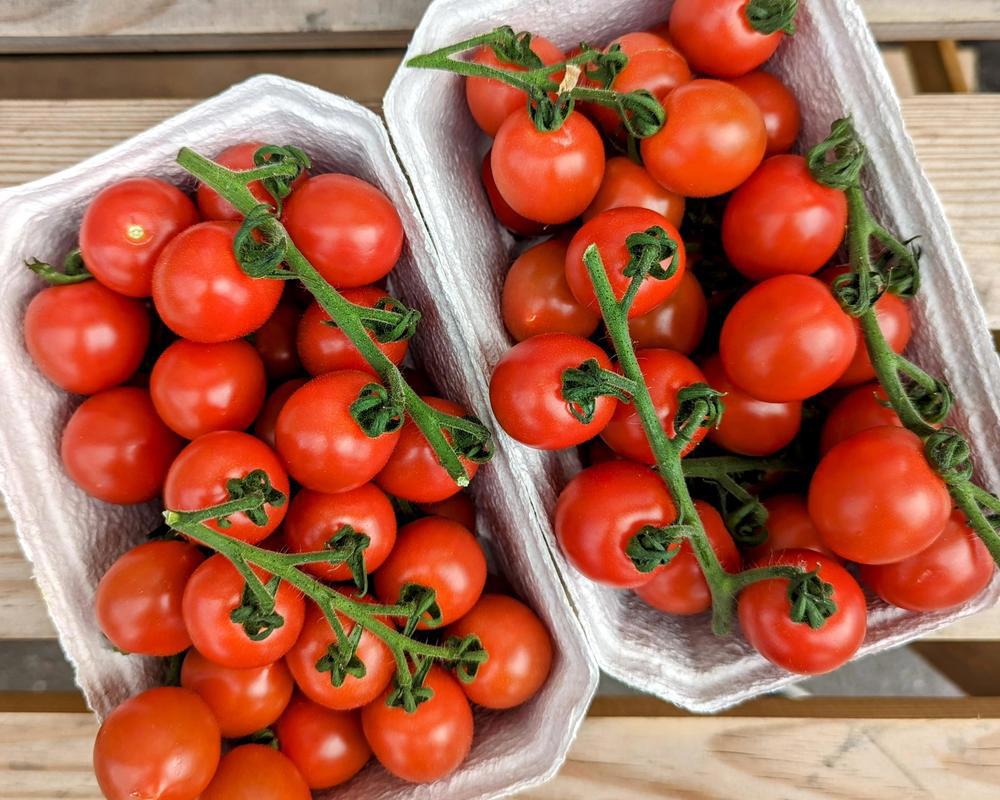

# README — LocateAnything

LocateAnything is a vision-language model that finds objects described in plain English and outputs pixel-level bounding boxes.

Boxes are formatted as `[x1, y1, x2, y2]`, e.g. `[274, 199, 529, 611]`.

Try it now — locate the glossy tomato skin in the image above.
[861, 509, 996, 612]
[361, 665, 474, 784]
[275, 371, 400, 493]
[182, 554, 305, 669]
[819, 383, 902, 455]
[152, 220, 283, 343]
[200, 744, 310, 800]
[481, 150, 550, 237]
[164, 430, 289, 543]
[669, 0, 787, 78]
[555, 460, 676, 588]
[723, 156, 848, 281]
[275, 695, 371, 789]
[80, 177, 199, 298]
[490, 333, 616, 450]
[418, 492, 477, 531]
[95, 540, 204, 656]
[24, 280, 150, 395]
[283, 484, 397, 582]
[61, 387, 184, 504]
[719, 275, 856, 402]
[566, 207, 687, 319]
[501, 238, 600, 341]
[93, 687, 220, 800]
[253, 380, 306, 450]
[254, 299, 304, 381]
[283, 174, 404, 288]
[641, 79, 766, 197]
[196, 141, 307, 221]
[747, 494, 841, 562]
[729, 71, 801, 155]
[738, 550, 867, 674]
[491, 111, 605, 225]
[809, 427, 952, 564]
[583, 157, 685, 227]
[180, 648, 294, 738]
[627, 271, 708, 355]
[636, 501, 740, 614]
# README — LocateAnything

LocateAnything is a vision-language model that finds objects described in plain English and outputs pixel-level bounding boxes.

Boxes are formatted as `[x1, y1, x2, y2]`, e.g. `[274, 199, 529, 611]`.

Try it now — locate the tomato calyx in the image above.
[561, 358, 637, 424]
[786, 568, 837, 629]
[444, 633, 489, 684]
[26, 248, 92, 285]
[337, 296, 422, 345]
[397, 583, 443, 635]
[924, 428, 975, 486]
[316, 625, 368, 686]
[230, 574, 287, 641]
[351, 383, 406, 436]
[626, 523, 686, 573]
[745, 0, 799, 36]
[252, 143, 311, 214]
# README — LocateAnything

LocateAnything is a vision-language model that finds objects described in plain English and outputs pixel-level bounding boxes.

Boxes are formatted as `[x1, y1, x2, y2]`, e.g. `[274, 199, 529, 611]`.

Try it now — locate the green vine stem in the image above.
[26, 248, 91, 285]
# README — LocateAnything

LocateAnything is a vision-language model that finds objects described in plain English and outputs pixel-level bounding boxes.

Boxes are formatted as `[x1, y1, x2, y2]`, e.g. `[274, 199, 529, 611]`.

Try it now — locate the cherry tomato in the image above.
[418, 492, 477, 531]
[746, 494, 841, 562]
[164, 431, 289, 544]
[491, 111, 605, 225]
[481, 150, 550, 237]
[361, 665, 474, 784]
[566, 207, 687, 319]
[627, 271, 707, 354]
[80, 177, 199, 298]
[152, 220, 283, 343]
[729, 70, 801, 155]
[809, 427, 952, 564]
[282, 174, 404, 288]
[95, 540, 204, 656]
[738, 550, 866, 674]
[635, 500, 740, 614]
[641, 79, 766, 197]
[583, 157, 685, 227]
[719, 275, 856, 402]
[254, 299, 304, 381]
[555, 460, 676, 588]
[93, 687, 220, 800]
[61, 387, 184, 504]
[24, 280, 150, 395]
[182, 554, 305, 669]
[275, 371, 400, 494]
[181, 648, 294, 738]
[283, 484, 397, 582]
[200, 744, 310, 800]
[254, 378, 308, 449]
[861, 509, 996, 612]
[196, 141, 307, 221]
[275, 695, 371, 789]
[819, 383, 903, 455]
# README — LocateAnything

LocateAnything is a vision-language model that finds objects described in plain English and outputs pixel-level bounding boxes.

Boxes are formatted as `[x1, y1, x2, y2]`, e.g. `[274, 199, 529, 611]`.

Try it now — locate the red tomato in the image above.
[729, 70, 801, 155]
[361, 665, 474, 784]
[491, 112, 605, 225]
[641, 79, 766, 197]
[282, 174, 404, 288]
[719, 275, 856, 402]
[555, 460, 676, 588]
[566, 207, 687, 319]
[490, 333, 616, 450]
[419, 493, 476, 531]
[93, 687, 220, 800]
[283, 484, 397, 582]
[182, 554, 305, 669]
[861, 509, 996, 612]
[583, 157, 685, 227]
[200, 744, 310, 800]
[95, 540, 205, 656]
[481, 150, 549, 237]
[275, 371, 400, 494]
[819, 383, 902, 455]
[61, 387, 184, 504]
[152, 220, 283, 343]
[24, 280, 150, 395]
[181, 648, 294, 738]
[635, 500, 740, 614]
[275, 695, 371, 789]
[738, 550, 866, 674]
[80, 177, 199, 298]
[164, 431, 289, 544]
[254, 299, 304, 381]
[254, 378, 308, 449]
[809, 427, 952, 564]
[196, 141, 307, 221]
[746, 494, 841, 562]
[627, 271, 708, 354]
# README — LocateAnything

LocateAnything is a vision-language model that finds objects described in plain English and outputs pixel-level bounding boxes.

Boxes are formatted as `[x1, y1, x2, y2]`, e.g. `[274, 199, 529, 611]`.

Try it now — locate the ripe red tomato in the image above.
[819, 384, 902, 455]
[196, 141, 307, 221]
[93, 687, 220, 800]
[181, 648, 294, 738]
[722, 156, 848, 281]
[254, 378, 308, 449]
[253, 299, 304, 381]
[583, 157, 685, 227]
[275, 371, 400, 494]
[150, 338, 267, 439]
[283, 484, 397, 582]
[200, 744, 310, 800]
[490, 333, 616, 450]
[24, 280, 150, 395]
[95, 540, 204, 656]
[641, 79, 766, 197]
[283, 174, 404, 288]
[555, 460, 676, 588]
[481, 150, 549, 237]
[152, 220, 283, 343]
[729, 70, 801, 155]
[297, 287, 408, 377]
[164, 431, 289, 544]
[746, 494, 841, 562]
[419, 492, 477, 531]
[566, 207, 687, 318]
[635, 501, 740, 614]
[719, 275, 856, 402]
[182, 554, 305, 669]
[809, 427, 952, 564]
[275, 695, 371, 789]
[80, 177, 199, 298]
[861, 509, 996, 612]
[627, 271, 708, 354]
[361, 665, 474, 784]
[61, 387, 184, 504]
[702, 353, 801, 456]
[491, 111, 605, 225]
[738, 550, 867, 674]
